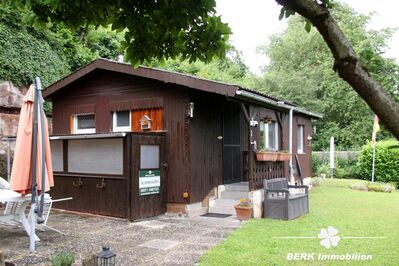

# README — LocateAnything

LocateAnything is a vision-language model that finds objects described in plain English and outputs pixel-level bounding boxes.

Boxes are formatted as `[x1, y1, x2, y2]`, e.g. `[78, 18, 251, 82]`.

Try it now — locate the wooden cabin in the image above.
[43, 58, 321, 220]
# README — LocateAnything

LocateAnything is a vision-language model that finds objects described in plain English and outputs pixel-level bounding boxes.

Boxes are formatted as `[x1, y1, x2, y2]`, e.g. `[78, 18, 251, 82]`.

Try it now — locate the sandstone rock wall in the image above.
[0, 80, 26, 178]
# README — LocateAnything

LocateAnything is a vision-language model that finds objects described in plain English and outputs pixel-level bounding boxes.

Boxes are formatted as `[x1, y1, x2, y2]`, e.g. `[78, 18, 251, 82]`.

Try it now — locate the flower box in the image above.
[234, 205, 253, 220]
[277, 152, 291, 161]
[256, 151, 277, 162]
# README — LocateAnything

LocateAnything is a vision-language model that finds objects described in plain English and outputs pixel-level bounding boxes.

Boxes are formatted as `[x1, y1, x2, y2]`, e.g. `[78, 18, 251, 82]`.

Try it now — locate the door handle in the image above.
[162, 162, 169, 168]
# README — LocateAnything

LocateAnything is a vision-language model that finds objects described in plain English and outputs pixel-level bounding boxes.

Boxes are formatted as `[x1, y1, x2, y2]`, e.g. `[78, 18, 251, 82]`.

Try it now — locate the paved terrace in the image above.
[0, 211, 241, 265]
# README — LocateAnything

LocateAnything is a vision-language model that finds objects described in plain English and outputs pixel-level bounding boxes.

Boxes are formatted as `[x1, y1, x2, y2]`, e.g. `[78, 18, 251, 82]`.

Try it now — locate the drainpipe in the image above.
[289, 107, 295, 184]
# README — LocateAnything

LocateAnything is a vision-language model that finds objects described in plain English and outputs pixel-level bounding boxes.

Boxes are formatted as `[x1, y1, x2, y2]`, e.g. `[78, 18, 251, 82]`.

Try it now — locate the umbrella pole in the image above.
[37, 79, 46, 224]
[29, 78, 40, 252]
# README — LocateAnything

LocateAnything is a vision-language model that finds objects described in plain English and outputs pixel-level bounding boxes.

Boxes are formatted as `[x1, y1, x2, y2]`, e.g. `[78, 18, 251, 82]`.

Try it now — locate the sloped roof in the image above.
[43, 58, 321, 118]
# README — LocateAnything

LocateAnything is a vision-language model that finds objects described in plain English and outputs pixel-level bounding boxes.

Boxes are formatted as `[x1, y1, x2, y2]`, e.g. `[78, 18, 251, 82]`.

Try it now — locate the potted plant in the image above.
[256, 150, 277, 161]
[277, 150, 291, 161]
[234, 198, 253, 220]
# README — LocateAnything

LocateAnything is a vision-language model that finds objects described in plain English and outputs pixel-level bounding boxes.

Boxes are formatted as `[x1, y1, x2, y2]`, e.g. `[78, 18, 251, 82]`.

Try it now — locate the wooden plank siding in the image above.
[51, 135, 130, 218]
[129, 133, 167, 220]
[51, 70, 189, 204]
[189, 92, 223, 203]
[131, 108, 163, 132]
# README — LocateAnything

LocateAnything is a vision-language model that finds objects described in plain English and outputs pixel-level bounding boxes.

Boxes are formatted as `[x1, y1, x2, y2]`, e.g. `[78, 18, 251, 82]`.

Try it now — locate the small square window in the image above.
[113, 111, 131, 132]
[74, 114, 95, 134]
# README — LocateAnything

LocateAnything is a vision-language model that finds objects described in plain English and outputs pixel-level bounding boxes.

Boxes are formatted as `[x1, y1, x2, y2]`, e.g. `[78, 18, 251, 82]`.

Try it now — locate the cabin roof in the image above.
[43, 58, 322, 119]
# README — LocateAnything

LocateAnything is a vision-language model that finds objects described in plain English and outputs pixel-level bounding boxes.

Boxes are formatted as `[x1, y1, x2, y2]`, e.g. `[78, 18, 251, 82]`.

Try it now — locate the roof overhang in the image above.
[235, 89, 323, 119]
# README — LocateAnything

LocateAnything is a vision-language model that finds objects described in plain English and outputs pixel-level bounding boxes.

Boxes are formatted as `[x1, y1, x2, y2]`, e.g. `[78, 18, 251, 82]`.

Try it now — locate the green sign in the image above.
[139, 169, 160, 196]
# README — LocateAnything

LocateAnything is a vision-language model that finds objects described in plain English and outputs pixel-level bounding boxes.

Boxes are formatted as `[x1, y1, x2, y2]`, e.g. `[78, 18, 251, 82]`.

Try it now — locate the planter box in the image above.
[277, 152, 291, 161]
[234, 205, 253, 220]
[256, 152, 277, 162]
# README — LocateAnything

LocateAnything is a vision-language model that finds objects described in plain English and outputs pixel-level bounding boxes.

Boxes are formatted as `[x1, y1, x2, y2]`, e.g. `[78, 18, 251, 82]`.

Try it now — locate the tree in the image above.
[6, 0, 399, 141]
[275, 0, 399, 141]
[145, 48, 255, 87]
[8, 0, 231, 65]
[257, 4, 398, 150]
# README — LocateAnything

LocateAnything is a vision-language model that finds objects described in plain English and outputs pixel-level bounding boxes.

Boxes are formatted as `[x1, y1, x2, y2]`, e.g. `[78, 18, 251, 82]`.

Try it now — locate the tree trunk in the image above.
[275, 0, 399, 140]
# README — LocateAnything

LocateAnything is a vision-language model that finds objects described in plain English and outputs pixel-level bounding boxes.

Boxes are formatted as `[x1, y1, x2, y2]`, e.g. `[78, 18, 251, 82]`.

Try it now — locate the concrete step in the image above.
[223, 182, 249, 192]
[220, 190, 249, 200]
[209, 199, 240, 215]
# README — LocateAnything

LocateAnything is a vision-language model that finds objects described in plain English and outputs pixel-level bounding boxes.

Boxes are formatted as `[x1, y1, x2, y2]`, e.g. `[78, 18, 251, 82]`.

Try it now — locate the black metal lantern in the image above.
[96, 246, 116, 266]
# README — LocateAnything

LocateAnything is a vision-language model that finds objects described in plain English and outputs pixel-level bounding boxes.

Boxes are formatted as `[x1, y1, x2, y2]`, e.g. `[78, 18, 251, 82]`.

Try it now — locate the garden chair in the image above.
[3, 194, 72, 235]
[263, 178, 309, 220]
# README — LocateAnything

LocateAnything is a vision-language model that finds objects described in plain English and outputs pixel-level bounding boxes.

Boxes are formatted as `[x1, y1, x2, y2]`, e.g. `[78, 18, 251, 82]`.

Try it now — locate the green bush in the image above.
[367, 182, 396, 193]
[311, 153, 322, 176]
[334, 156, 358, 179]
[313, 154, 358, 179]
[350, 182, 396, 193]
[356, 139, 399, 185]
[51, 252, 75, 266]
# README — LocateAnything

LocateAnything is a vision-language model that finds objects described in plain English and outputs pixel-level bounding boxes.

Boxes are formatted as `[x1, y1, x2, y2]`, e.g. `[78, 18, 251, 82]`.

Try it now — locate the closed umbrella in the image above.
[10, 77, 54, 251]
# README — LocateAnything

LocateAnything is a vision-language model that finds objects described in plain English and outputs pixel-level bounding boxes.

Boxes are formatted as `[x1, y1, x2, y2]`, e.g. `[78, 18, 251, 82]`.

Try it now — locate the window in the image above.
[113, 111, 131, 132]
[68, 138, 123, 175]
[74, 114, 95, 134]
[297, 125, 304, 153]
[140, 145, 160, 169]
[260, 121, 278, 151]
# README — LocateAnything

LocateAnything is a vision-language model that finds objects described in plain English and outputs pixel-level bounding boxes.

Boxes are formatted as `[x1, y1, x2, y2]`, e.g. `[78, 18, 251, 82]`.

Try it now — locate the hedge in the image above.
[356, 139, 399, 185]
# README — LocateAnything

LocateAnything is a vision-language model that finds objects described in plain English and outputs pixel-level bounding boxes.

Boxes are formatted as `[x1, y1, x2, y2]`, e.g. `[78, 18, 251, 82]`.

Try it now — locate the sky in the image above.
[216, 0, 399, 74]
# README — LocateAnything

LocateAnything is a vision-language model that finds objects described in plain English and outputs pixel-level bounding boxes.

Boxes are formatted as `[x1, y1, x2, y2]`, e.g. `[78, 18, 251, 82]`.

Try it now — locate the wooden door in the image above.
[130, 134, 166, 220]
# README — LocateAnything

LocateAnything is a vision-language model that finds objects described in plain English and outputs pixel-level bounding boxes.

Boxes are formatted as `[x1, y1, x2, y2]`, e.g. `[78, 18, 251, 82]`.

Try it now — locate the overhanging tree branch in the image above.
[275, 0, 399, 140]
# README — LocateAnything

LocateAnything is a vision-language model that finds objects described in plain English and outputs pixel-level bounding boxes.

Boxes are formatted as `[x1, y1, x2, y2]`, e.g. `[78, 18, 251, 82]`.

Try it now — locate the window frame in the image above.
[260, 120, 279, 151]
[297, 125, 304, 154]
[74, 113, 96, 134]
[112, 111, 132, 132]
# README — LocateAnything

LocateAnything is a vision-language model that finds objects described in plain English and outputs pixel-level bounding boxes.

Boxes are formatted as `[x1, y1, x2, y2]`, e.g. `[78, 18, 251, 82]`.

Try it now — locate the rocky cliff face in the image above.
[0, 80, 27, 178]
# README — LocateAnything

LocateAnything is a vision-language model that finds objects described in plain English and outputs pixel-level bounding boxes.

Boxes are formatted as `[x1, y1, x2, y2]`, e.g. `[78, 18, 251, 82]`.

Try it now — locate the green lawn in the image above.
[200, 179, 399, 265]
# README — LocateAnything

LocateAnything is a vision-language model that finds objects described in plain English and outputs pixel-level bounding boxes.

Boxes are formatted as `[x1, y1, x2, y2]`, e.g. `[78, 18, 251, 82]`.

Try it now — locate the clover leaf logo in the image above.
[318, 226, 341, 249]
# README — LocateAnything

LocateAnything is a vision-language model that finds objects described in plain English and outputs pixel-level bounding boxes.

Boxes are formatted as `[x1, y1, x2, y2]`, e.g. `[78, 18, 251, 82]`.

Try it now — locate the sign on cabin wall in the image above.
[139, 169, 161, 195]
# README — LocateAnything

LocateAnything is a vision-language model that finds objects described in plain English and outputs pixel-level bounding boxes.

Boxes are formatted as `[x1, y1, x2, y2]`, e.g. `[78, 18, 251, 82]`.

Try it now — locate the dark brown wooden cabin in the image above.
[43, 58, 321, 220]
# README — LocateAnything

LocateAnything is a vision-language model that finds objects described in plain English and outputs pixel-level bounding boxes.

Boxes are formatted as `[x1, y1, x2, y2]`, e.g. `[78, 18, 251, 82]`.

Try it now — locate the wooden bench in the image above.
[263, 178, 309, 220]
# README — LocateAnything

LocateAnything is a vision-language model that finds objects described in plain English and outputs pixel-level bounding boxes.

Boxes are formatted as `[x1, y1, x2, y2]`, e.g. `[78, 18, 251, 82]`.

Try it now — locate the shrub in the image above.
[367, 182, 396, 193]
[310, 177, 321, 187]
[313, 155, 358, 179]
[311, 153, 322, 175]
[356, 139, 399, 185]
[51, 252, 75, 266]
[350, 182, 396, 193]
[350, 182, 368, 191]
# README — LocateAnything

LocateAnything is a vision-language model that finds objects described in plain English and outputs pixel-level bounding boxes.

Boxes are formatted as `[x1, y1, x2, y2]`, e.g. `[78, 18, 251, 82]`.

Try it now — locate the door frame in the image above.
[129, 132, 167, 221]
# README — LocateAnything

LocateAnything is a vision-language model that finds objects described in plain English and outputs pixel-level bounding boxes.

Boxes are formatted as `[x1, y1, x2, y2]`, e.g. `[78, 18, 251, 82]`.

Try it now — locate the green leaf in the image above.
[279, 7, 285, 21]
[305, 20, 312, 33]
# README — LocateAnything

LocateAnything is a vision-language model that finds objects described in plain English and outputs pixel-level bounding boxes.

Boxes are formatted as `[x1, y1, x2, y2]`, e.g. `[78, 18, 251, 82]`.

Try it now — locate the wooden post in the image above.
[0, 250, 5, 266]
[240, 103, 253, 191]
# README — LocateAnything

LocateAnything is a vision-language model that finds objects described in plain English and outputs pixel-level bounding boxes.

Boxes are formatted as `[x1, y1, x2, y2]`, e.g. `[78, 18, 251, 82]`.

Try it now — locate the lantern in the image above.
[96, 246, 116, 266]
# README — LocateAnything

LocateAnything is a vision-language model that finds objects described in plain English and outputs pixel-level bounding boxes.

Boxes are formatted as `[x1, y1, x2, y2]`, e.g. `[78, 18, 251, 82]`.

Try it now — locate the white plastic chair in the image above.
[3, 194, 72, 235]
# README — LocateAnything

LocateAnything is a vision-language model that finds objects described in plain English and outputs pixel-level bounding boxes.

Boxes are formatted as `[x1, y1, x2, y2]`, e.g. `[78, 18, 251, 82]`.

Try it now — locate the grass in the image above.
[200, 179, 399, 265]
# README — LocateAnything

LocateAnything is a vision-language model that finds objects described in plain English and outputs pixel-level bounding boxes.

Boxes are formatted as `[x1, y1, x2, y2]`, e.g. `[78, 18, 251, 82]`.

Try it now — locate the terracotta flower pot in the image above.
[277, 152, 291, 161]
[256, 152, 277, 162]
[234, 205, 253, 220]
